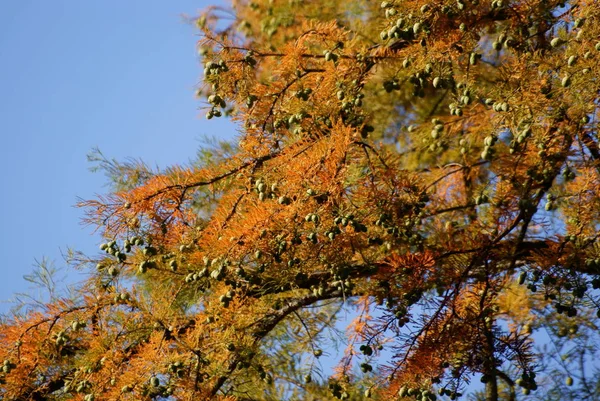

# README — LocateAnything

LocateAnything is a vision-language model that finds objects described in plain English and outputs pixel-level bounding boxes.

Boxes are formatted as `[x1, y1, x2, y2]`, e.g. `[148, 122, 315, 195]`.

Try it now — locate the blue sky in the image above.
[0, 2, 591, 396]
[0, 1, 235, 311]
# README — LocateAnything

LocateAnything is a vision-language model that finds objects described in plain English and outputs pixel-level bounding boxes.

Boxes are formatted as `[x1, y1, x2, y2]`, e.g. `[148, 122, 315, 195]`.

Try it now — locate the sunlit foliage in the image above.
[2, 0, 600, 400]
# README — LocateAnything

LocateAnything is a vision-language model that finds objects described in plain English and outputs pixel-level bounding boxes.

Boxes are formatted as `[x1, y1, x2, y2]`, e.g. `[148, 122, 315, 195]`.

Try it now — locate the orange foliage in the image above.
[3, 0, 600, 400]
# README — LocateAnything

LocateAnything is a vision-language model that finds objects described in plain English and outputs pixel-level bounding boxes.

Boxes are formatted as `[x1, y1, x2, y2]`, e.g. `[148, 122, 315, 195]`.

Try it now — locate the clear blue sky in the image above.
[0, 2, 586, 395]
[0, 1, 235, 311]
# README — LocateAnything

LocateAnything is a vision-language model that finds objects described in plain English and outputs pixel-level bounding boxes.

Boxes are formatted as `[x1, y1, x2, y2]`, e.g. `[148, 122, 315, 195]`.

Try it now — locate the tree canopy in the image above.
[2, 0, 600, 400]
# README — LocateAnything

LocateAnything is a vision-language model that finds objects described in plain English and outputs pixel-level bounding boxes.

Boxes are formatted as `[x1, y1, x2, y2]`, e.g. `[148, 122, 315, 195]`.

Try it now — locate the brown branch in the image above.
[139, 152, 279, 205]
[207, 289, 342, 398]
[580, 131, 600, 174]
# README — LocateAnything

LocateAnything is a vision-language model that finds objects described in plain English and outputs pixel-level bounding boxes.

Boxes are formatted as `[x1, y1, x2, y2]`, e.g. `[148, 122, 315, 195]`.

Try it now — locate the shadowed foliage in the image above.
[2, 0, 600, 400]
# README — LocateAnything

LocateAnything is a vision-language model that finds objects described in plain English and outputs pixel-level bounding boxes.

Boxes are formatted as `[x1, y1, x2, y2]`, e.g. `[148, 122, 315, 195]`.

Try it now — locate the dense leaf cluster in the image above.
[2, 0, 600, 400]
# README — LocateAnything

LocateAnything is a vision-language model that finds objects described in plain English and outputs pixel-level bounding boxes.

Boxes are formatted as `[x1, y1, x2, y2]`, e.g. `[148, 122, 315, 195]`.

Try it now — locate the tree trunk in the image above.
[485, 376, 499, 401]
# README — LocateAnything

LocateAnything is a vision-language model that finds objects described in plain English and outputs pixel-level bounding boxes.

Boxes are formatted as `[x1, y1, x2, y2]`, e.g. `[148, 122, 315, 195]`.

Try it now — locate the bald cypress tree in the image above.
[2, 1, 600, 400]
